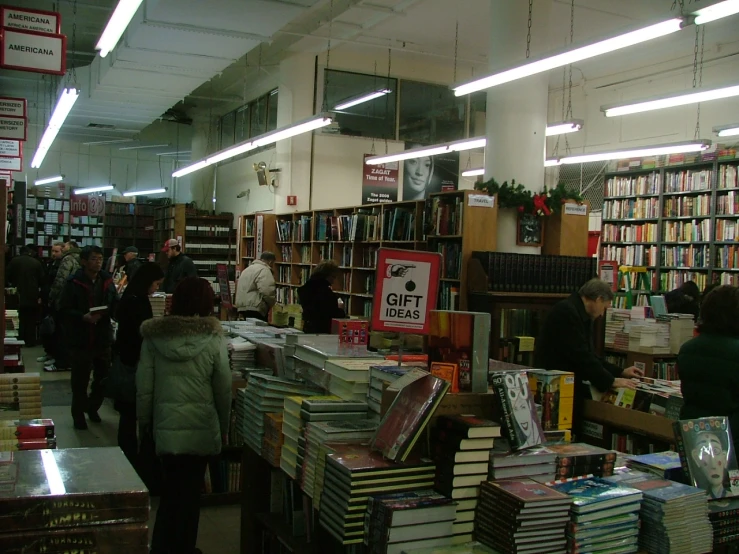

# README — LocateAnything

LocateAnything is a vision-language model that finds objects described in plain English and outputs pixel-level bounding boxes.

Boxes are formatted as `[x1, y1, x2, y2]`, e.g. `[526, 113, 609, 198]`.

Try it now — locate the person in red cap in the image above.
[161, 239, 197, 293]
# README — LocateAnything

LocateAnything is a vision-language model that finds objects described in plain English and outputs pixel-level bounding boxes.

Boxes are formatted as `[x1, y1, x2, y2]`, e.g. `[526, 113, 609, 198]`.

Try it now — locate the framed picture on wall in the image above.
[516, 213, 543, 247]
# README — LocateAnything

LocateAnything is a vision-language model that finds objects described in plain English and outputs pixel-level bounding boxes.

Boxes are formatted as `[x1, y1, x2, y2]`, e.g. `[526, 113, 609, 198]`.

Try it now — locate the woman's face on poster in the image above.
[405, 156, 432, 194]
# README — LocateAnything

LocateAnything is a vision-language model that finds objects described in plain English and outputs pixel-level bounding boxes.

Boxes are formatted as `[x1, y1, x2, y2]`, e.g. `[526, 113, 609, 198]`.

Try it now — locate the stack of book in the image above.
[226, 337, 257, 371]
[0, 419, 56, 452]
[318, 443, 436, 546]
[0, 447, 149, 553]
[280, 395, 307, 479]
[240, 373, 320, 454]
[668, 315, 696, 354]
[432, 415, 500, 541]
[605, 470, 713, 554]
[489, 443, 557, 483]
[149, 294, 170, 318]
[474, 478, 573, 553]
[552, 477, 643, 554]
[364, 490, 457, 554]
[626, 451, 684, 481]
[367, 364, 408, 415]
[3, 339, 24, 373]
[0, 374, 42, 421]
[547, 443, 617, 479]
[4, 310, 19, 338]
[709, 499, 739, 548]
[261, 413, 283, 467]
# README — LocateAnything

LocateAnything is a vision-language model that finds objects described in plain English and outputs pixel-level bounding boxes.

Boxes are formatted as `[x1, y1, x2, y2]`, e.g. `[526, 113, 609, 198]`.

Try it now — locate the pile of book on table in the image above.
[0, 419, 56, 452]
[262, 412, 284, 467]
[3, 339, 24, 373]
[432, 415, 500, 543]
[626, 451, 683, 481]
[149, 294, 171, 318]
[547, 443, 618, 479]
[226, 337, 257, 371]
[489, 443, 558, 483]
[4, 310, 19, 339]
[0, 374, 41, 421]
[0, 447, 149, 553]
[474, 478, 573, 554]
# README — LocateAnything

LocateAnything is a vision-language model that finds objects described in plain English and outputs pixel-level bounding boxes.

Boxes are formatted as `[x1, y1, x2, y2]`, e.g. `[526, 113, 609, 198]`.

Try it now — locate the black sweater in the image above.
[298, 277, 345, 334]
[115, 293, 153, 366]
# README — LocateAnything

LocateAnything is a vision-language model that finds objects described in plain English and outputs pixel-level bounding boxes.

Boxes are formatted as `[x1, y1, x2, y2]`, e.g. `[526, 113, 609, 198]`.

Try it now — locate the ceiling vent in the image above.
[87, 123, 116, 129]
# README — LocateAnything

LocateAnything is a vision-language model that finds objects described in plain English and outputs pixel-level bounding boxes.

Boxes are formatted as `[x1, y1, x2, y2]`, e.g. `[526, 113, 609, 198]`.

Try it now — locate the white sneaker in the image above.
[36, 355, 50, 363]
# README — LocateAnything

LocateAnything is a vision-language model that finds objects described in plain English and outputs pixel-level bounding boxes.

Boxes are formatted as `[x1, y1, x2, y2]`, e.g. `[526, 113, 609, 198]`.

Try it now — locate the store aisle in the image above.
[26, 345, 241, 554]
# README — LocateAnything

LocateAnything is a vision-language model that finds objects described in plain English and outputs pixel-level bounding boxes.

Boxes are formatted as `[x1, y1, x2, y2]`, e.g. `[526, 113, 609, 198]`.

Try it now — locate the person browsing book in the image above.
[534, 278, 643, 437]
[235, 251, 276, 321]
[678, 285, 739, 455]
[298, 260, 346, 333]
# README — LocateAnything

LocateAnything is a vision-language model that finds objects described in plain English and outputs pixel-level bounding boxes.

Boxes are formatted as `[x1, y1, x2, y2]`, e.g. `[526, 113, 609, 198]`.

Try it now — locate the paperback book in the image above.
[490, 371, 544, 450]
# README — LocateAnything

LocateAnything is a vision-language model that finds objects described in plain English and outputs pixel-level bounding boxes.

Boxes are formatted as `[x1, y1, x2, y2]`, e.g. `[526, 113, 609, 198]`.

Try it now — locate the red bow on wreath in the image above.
[533, 194, 551, 216]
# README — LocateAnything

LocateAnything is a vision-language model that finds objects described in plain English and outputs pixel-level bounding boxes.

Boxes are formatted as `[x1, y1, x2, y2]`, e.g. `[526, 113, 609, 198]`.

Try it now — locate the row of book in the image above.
[202, 459, 242, 494]
[605, 173, 661, 197]
[0, 374, 41, 420]
[663, 218, 711, 242]
[603, 197, 660, 220]
[601, 222, 658, 243]
[661, 244, 710, 268]
[663, 195, 712, 217]
[601, 244, 658, 267]
[663, 168, 713, 192]
[426, 196, 464, 236]
[716, 219, 738, 241]
[315, 213, 380, 242]
[716, 191, 739, 215]
[659, 270, 708, 292]
[719, 163, 738, 189]
[437, 282, 461, 311]
[600, 378, 683, 419]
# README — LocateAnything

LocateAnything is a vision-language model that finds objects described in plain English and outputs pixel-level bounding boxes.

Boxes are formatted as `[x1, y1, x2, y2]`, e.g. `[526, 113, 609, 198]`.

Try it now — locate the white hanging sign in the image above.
[0, 116, 26, 141]
[0, 97, 27, 118]
[1, 7, 61, 34]
[255, 214, 264, 260]
[0, 139, 22, 158]
[1, 29, 67, 75]
[0, 157, 22, 172]
[564, 203, 588, 216]
[467, 194, 495, 208]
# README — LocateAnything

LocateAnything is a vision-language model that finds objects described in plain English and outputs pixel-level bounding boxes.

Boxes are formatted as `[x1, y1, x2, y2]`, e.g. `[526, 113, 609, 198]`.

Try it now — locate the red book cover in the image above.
[0, 419, 55, 440]
[485, 478, 572, 505]
[327, 443, 434, 474]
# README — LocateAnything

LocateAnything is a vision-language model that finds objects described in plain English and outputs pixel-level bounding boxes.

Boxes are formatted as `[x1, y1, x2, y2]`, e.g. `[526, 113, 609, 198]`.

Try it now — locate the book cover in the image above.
[673, 416, 739, 500]
[370, 369, 449, 462]
[547, 443, 617, 465]
[437, 414, 501, 439]
[430, 362, 459, 393]
[491, 371, 544, 450]
[490, 444, 557, 468]
[551, 477, 642, 513]
[483, 478, 572, 506]
[301, 396, 368, 413]
[327, 443, 434, 475]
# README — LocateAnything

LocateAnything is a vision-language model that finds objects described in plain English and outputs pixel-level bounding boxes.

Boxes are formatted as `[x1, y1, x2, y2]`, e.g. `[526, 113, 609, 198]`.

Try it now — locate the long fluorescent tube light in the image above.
[31, 88, 80, 169]
[34, 175, 64, 186]
[694, 0, 739, 24]
[122, 188, 166, 196]
[74, 185, 114, 195]
[119, 143, 170, 151]
[334, 89, 391, 111]
[96, 0, 144, 57]
[603, 84, 739, 117]
[555, 140, 710, 165]
[365, 136, 487, 165]
[462, 169, 485, 177]
[545, 159, 563, 167]
[715, 124, 739, 137]
[546, 120, 584, 136]
[453, 19, 684, 96]
[173, 114, 334, 178]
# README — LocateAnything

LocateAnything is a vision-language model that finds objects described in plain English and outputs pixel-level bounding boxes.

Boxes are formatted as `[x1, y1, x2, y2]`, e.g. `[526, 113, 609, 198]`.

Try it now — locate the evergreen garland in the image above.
[474, 178, 584, 216]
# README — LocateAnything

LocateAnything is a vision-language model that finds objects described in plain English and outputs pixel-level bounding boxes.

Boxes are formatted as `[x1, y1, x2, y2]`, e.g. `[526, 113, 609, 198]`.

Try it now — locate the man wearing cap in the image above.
[123, 246, 141, 280]
[161, 239, 197, 293]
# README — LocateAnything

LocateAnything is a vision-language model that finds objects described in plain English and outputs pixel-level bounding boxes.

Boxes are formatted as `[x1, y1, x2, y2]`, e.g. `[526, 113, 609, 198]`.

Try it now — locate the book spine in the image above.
[672, 420, 692, 483]
[492, 376, 519, 450]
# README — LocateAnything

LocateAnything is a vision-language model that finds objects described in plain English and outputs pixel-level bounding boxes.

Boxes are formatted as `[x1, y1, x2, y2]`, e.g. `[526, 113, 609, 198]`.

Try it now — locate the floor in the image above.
[28, 345, 241, 554]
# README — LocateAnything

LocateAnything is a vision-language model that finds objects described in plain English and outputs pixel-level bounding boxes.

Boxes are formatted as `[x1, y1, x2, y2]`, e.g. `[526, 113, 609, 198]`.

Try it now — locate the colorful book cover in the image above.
[547, 443, 617, 465]
[327, 443, 434, 475]
[370, 369, 450, 462]
[484, 478, 572, 505]
[491, 371, 544, 450]
[627, 451, 681, 471]
[437, 414, 501, 439]
[673, 416, 739, 500]
[430, 362, 459, 393]
[552, 477, 643, 511]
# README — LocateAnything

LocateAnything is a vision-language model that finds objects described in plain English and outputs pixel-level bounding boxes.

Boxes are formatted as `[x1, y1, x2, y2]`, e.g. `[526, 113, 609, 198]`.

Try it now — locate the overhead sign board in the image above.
[0, 139, 21, 158]
[0, 156, 22, 172]
[1, 29, 66, 75]
[0, 97, 26, 118]
[1, 7, 61, 34]
[0, 116, 26, 141]
[71, 194, 105, 217]
[371, 248, 442, 334]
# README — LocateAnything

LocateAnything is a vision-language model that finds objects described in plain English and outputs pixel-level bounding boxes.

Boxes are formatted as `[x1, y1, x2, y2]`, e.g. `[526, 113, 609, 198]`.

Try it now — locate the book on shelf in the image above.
[490, 370, 544, 451]
[425, 195, 464, 236]
[382, 206, 417, 242]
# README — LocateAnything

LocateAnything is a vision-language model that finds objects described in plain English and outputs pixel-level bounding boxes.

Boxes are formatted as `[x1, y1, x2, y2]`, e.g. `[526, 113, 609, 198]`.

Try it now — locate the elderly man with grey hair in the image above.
[535, 278, 644, 438]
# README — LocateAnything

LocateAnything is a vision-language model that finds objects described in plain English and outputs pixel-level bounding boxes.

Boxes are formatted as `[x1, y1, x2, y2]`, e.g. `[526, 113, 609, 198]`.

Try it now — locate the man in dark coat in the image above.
[60, 245, 117, 430]
[6, 246, 45, 346]
[161, 239, 197, 293]
[534, 278, 643, 438]
[123, 245, 142, 280]
[298, 260, 346, 333]
[39, 242, 64, 364]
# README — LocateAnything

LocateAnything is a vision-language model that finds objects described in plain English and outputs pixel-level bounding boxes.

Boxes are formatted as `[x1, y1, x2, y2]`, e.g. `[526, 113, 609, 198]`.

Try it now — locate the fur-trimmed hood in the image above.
[140, 316, 222, 362]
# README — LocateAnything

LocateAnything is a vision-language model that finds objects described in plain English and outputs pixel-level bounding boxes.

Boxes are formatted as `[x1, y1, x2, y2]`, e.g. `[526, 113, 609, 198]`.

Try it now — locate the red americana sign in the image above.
[1, 28, 67, 75]
[1, 6, 60, 34]
[0, 139, 21, 158]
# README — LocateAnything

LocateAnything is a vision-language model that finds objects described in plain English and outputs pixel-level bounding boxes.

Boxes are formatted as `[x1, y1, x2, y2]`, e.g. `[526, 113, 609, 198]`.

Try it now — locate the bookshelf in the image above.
[238, 212, 278, 272]
[185, 212, 236, 282]
[425, 190, 498, 311]
[600, 158, 739, 292]
[25, 189, 70, 258]
[103, 199, 157, 254]
[154, 203, 186, 251]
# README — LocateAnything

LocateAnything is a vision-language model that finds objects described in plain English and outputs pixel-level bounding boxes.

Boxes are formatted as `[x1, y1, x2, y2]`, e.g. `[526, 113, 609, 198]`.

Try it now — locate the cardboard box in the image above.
[331, 318, 369, 345]
[582, 399, 675, 443]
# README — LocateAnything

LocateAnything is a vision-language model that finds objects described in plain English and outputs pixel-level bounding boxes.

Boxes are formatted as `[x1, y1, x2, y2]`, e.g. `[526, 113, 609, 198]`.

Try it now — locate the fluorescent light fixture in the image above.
[462, 168, 485, 177]
[603, 84, 739, 117]
[96, 0, 144, 57]
[34, 175, 64, 186]
[693, 0, 739, 24]
[119, 143, 170, 151]
[123, 188, 167, 196]
[715, 124, 739, 137]
[31, 88, 80, 169]
[334, 89, 391, 111]
[545, 159, 563, 167]
[556, 140, 710, 165]
[365, 136, 487, 165]
[74, 185, 114, 195]
[173, 114, 333, 178]
[546, 120, 584, 136]
[41, 450, 66, 495]
[453, 19, 684, 96]
[83, 139, 134, 146]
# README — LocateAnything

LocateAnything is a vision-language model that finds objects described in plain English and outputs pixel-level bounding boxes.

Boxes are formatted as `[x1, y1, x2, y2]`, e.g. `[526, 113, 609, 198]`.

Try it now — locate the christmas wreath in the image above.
[475, 178, 584, 217]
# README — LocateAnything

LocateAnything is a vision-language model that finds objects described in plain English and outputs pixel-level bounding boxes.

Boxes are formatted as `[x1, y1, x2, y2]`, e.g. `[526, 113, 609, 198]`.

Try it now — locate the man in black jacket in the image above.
[6, 246, 45, 346]
[60, 246, 117, 430]
[161, 239, 197, 293]
[534, 278, 643, 438]
[122, 246, 142, 280]
[39, 242, 64, 364]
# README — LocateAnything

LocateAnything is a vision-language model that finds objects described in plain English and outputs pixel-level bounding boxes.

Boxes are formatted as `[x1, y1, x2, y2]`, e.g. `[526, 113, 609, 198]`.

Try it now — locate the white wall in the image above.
[215, 149, 278, 215]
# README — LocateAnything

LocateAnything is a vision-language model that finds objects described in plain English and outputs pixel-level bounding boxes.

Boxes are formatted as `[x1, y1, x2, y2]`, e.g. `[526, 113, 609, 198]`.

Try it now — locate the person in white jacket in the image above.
[235, 251, 276, 321]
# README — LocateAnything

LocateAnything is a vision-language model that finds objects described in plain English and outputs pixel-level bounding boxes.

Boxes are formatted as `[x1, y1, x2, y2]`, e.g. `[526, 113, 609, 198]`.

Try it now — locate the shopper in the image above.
[60, 246, 117, 430]
[38, 242, 64, 365]
[112, 262, 164, 474]
[679, 285, 739, 453]
[665, 280, 701, 321]
[137, 277, 230, 554]
[235, 251, 276, 321]
[298, 260, 346, 333]
[161, 239, 197, 293]
[6, 246, 45, 346]
[123, 246, 142, 279]
[534, 278, 643, 438]
[49, 240, 81, 309]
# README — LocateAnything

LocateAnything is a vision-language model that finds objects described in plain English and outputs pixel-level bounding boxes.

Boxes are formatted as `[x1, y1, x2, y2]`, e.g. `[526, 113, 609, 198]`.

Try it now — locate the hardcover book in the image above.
[437, 415, 501, 439]
[551, 477, 643, 514]
[674, 416, 739, 499]
[491, 371, 544, 450]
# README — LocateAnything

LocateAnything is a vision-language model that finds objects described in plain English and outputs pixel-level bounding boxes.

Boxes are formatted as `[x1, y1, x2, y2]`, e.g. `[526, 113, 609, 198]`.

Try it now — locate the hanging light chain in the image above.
[692, 26, 699, 88]
[526, 0, 533, 59]
[453, 20, 459, 83]
[70, 0, 78, 85]
[695, 26, 705, 139]
[322, 0, 334, 112]
[566, 0, 574, 120]
[385, 48, 392, 155]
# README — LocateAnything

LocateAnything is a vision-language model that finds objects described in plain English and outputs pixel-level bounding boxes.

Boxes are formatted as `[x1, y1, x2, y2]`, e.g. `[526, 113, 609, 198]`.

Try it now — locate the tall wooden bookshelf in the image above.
[103, 199, 157, 255]
[185, 212, 236, 283]
[600, 157, 739, 295]
[154, 203, 186, 251]
[238, 212, 278, 272]
[25, 189, 70, 258]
